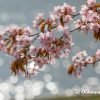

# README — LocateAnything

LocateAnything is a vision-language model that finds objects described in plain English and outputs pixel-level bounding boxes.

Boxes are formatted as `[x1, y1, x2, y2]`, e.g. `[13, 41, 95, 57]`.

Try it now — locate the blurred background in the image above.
[0, 0, 100, 100]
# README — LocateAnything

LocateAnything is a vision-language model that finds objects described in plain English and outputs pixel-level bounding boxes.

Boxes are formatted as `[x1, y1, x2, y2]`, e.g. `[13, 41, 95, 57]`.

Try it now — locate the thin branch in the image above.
[70, 27, 80, 33]
[60, 27, 80, 39]
[29, 33, 39, 37]
[29, 13, 80, 43]
[29, 13, 80, 37]
[31, 34, 39, 43]
[72, 13, 80, 18]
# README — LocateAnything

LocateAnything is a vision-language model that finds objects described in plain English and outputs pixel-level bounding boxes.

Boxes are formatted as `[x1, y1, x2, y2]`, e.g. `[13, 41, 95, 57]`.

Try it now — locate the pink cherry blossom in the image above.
[29, 45, 37, 55]
[70, 49, 100, 78]
[6, 25, 19, 35]
[96, 49, 100, 60]
[75, 0, 99, 34]
[80, 5, 89, 15]
[0, 40, 5, 50]
[87, 0, 96, 7]
[81, 25, 88, 32]
[0, 0, 99, 77]
[16, 35, 32, 46]
[86, 56, 94, 64]
[39, 32, 54, 49]
[33, 13, 44, 29]
[89, 23, 100, 33]
[33, 57, 48, 68]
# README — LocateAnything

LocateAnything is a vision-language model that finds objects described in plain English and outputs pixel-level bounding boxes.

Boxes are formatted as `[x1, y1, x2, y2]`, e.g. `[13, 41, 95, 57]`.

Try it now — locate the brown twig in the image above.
[32, 34, 39, 43]
[30, 13, 80, 43]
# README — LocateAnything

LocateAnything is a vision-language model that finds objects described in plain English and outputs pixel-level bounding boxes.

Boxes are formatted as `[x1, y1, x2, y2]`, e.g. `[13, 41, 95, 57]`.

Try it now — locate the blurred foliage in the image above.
[34, 95, 100, 100]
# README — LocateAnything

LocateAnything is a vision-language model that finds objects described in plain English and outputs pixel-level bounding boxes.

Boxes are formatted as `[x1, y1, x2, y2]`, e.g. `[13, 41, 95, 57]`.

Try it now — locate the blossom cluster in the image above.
[29, 3, 76, 75]
[0, 25, 32, 58]
[75, 0, 100, 40]
[33, 3, 76, 32]
[0, 0, 99, 77]
[27, 31, 73, 75]
[50, 3, 76, 22]
[68, 49, 100, 78]
[0, 2, 75, 76]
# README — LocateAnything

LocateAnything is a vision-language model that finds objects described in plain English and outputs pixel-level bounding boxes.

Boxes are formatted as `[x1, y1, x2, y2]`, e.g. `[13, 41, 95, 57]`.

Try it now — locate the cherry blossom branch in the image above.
[75, 1, 100, 40]
[30, 14, 80, 44]
[29, 33, 39, 37]
[30, 13, 80, 38]
[68, 49, 100, 78]
[0, 0, 99, 77]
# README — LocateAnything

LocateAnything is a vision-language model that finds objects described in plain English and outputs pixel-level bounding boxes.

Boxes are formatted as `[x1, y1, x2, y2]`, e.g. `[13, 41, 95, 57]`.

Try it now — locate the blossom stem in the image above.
[30, 13, 80, 43]
[70, 27, 80, 33]
[31, 34, 39, 43]
[72, 13, 80, 18]
[30, 13, 80, 38]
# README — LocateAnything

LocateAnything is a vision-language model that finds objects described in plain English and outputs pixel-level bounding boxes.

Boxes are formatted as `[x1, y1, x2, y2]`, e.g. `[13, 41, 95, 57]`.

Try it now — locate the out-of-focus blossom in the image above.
[0, 40, 5, 50]
[86, 56, 94, 64]
[87, 0, 96, 7]
[96, 49, 100, 60]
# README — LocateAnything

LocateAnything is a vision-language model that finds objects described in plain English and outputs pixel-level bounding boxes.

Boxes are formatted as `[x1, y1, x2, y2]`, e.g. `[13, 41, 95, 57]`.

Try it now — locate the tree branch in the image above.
[30, 13, 80, 43]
